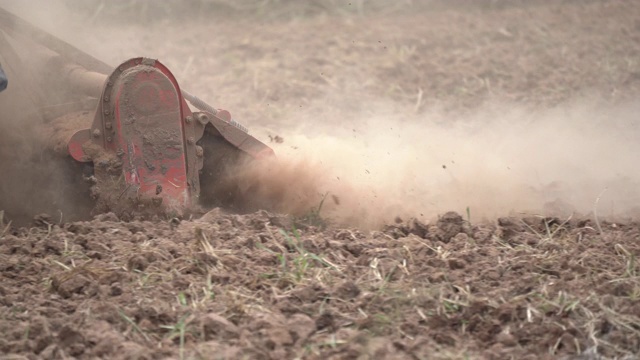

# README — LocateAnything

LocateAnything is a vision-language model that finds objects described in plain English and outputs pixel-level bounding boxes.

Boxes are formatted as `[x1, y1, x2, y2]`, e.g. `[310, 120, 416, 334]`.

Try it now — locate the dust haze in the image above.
[0, 0, 94, 224]
[244, 99, 640, 228]
[1, 0, 639, 228]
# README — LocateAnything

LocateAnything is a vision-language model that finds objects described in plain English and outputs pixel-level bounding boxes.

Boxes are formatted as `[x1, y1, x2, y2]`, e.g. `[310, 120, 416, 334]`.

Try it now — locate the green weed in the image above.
[295, 192, 329, 229]
[160, 315, 190, 360]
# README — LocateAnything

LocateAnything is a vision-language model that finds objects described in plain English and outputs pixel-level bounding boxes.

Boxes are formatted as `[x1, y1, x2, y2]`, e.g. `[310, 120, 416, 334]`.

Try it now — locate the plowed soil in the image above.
[1, 1, 640, 359]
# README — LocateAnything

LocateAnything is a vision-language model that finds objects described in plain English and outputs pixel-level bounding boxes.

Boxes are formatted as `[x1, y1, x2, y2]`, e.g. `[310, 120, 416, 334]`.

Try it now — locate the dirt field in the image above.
[1, 0, 640, 359]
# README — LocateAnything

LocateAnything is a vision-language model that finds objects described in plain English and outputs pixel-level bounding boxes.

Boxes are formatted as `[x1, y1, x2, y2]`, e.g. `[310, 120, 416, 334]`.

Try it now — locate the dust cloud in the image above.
[1, 1, 639, 229]
[241, 99, 640, 228]
[0, 1, 93, 225]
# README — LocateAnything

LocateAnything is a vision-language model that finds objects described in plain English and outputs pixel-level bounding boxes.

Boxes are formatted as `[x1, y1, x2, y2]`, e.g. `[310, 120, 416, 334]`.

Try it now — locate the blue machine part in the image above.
[0, 62, 7, 92]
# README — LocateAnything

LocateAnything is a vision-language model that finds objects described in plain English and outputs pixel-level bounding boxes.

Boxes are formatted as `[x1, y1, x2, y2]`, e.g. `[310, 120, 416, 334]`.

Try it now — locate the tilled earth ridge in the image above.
[0, 210, 638, 359]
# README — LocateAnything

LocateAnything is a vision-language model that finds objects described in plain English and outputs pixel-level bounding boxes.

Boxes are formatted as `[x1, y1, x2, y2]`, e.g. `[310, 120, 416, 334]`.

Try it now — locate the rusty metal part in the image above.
[70, 58, 193, 216]
[65, 58, 274, 218]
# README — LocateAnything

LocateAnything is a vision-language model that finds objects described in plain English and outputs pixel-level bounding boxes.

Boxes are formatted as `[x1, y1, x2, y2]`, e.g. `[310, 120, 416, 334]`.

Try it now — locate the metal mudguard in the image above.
[68, 58, 274, 219]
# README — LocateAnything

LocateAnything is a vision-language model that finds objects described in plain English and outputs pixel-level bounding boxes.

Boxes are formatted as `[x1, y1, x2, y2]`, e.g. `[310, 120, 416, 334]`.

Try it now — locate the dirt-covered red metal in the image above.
[67, 57, 274, 217]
